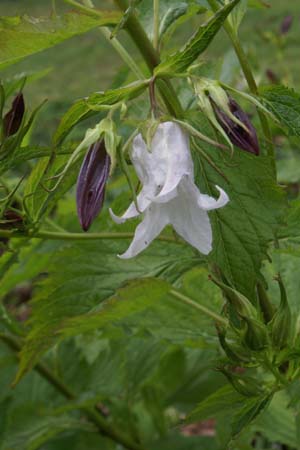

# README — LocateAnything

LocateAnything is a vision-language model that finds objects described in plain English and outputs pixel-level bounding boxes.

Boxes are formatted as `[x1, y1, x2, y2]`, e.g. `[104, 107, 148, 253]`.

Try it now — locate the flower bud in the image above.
[257, 282, 275, 324]
[219, 367, 264, 397]
[209, 276, 257, 320]
[242, 317, 269, 352]
[270, 275, 292, 349]
[3, 93, 25, 138]
[217, 325, 251, 363]
[76, 140, 110, 231]
[280, 15, 293, 35]
[212, 97, 260, 156]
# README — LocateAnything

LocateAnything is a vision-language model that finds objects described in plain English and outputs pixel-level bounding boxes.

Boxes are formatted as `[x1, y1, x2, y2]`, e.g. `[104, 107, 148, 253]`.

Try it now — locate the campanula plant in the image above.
[0, 1, 299, 449]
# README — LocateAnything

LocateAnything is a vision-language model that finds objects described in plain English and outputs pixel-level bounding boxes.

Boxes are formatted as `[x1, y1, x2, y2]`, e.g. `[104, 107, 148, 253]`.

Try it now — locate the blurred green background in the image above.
[0, 0, 299, 144]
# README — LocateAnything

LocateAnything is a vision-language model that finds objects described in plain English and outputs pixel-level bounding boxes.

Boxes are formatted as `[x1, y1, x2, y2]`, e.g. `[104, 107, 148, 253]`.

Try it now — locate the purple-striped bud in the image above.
[3, 93, 25, 137]
[212, 97, 260, 156]
[76, 140, 110, 231]
[280, 15, 293, 35]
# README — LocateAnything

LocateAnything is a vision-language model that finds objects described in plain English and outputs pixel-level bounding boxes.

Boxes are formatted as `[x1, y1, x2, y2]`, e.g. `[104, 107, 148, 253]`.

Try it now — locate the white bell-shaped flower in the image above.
[110, 121, 229, 259]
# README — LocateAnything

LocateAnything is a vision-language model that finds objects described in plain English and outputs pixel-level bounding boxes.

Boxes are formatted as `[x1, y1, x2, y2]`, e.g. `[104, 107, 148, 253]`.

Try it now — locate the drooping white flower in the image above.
[110, 121, 229, 259]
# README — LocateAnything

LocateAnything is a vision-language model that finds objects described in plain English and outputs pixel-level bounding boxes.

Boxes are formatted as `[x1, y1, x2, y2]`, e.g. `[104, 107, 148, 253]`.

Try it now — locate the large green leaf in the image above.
[54, 80, 149, 145]
[231, 394, 272, 438]
[260, 85, 300, 138]
[187, 384, 244, 423]
[0, 408, 96, 450]
[191, 114, 285, 299]
[188, 384, 272, 441]
[15, 239, 200, 380]
[254, 391, 298, 448]
[0, 11, 121, 70]
[154, 0, 241, 76]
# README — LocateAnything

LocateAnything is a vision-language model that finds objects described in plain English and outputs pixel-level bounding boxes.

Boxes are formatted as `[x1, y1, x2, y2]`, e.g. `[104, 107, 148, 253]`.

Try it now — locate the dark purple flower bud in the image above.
[3, 93, 25, 138]
[280, 15, 293, 35]
[265, 69, 279, 84]
[212, 97, 260, 156]
[76, 140, 110, 231]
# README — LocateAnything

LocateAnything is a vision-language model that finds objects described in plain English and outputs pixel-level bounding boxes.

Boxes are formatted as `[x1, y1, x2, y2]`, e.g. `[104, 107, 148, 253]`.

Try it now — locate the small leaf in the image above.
[155, 0, 241, 76]
[259, 85, 300, 137]
[54, 80, 149, 145]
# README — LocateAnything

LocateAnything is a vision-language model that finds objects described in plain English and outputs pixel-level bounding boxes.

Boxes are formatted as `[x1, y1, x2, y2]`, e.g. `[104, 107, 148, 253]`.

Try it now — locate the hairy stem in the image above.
[64, 0, 119, 19]
[207, 0, 274, 162]
[153, 0, 160, 51]
[170, 289, 228, 325]
[0, 229, 179, 244]
[113, 0, 183, 118]
[100, 27, 145, 79]
[0, 333, 145, 450]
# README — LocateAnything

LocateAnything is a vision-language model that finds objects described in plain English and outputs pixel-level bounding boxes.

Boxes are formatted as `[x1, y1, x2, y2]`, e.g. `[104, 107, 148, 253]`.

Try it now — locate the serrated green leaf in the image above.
[0, 11, 121, 70]
[62, 278, 171, 336]
[191, 113, 285, 299]
[205, 153, 284, 300]
[0, 409, 96, 450]
[260, 85, 300, 137]
[155, 0, 241, 76]
[0, 239, 62, 300]
[231, 394, 272, 438]
[15, 239, 199, 381]
[254, 391, 298, 448]
[190, 124, 285, 298]
[54, 80, 149, 145]
[187, 384, 244, 423]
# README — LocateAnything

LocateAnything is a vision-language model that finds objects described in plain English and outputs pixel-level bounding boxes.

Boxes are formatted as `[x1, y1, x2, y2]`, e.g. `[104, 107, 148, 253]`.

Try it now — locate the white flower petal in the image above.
[151, 122, 193, 203]
[168, 182, 213, 255]
[109, 189, 152, 224]
[118, 204, 169, 259]
[197, 185, 229, 211]
[131, 134, 152, 184]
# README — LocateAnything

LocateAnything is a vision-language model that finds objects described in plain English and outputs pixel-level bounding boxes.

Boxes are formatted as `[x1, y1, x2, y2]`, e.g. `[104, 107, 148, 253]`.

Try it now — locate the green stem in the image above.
[0, 333, 145, 450]
[207, 0, 274, 162]
[263, 353, 287, 386]
[153, 0, 160, 51]
[0, 229, 179, 244]
[113, 0, 183, 118]
[100, 27, 145, 80]
[170, 289, 228, 326]
[64, 0, 121, 20]
[51, 0, 57, 16]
